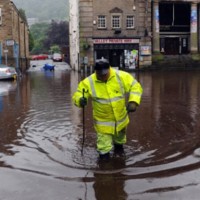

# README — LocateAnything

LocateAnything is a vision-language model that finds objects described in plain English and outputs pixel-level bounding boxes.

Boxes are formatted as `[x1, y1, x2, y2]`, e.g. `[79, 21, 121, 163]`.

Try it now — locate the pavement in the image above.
[147, 54, 200, 71]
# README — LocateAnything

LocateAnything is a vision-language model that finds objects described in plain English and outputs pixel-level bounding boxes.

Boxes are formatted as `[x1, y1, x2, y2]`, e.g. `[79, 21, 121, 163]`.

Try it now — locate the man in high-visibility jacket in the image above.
[72, 58, 143, 159]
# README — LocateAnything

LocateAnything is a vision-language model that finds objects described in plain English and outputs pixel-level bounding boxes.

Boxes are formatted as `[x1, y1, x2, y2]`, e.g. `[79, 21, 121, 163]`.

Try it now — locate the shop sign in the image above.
[93, 38, 139, 44]
[140, 45, 151, 56]
[83, 56, 88, 64]
[6, 39, 14, 46]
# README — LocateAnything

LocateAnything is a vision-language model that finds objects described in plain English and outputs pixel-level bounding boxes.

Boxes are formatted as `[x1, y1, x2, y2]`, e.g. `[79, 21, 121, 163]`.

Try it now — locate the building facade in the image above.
[69, 0, 200, 71]
[0, 0, 29, 73]
[69, 0, 152, 71]
[152, 0, 198, 55]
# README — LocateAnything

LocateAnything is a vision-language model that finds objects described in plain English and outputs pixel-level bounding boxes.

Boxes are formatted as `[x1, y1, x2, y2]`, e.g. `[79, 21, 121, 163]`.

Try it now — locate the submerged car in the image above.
[0, 65, 17, 80]
[52, 53, 62, 62]
[43, 63, 55, 71]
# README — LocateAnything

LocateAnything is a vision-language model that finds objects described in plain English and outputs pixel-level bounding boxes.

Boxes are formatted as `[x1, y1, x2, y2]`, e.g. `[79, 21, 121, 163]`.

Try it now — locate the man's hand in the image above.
[80, 97, 87, 107]
[127, 102, 137, 113]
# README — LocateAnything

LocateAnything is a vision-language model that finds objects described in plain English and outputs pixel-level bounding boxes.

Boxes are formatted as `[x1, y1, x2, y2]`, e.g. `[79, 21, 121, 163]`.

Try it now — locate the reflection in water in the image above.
[0, 81, 17, 112]
[0, 81, 17, 96]
[94, 157, 127, 200]
[1, 70, 200, 199]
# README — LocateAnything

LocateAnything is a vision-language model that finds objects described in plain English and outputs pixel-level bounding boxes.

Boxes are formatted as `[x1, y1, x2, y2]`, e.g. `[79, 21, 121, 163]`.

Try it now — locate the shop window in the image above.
[97, 15, 106, 29]
[112, 15, 121, 29]
[126, 16, 134, 29]
[159, 3, 190, 32]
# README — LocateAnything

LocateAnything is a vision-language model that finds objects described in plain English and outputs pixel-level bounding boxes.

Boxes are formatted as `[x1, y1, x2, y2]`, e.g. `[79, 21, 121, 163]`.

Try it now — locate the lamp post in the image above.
[23, 22, 28, 68]
[133, 0, 136, 11]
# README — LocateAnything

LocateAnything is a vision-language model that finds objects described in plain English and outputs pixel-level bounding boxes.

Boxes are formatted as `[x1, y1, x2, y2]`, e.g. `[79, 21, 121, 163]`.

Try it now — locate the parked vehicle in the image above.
[0, 65, 17, 80]
[32, 54, 48, 60]
[43, 63, 55, 71]
[52, 53, 62, 62]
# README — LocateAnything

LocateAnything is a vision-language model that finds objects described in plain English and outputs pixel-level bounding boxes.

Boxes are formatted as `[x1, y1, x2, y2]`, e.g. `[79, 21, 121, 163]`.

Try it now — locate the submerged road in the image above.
[0, 62, 200, 199]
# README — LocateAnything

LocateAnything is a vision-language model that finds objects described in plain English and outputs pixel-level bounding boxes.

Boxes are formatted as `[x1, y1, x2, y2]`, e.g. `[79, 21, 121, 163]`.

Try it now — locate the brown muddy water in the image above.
[1, 68, 200, 200]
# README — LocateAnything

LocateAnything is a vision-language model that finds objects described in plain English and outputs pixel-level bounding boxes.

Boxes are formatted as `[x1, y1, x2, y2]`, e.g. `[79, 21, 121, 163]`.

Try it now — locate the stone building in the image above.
[0, 0, 29, 73]
[152, 0, 198, 55]
[69, 0, 200, 71]
[69, 0, 151, 71]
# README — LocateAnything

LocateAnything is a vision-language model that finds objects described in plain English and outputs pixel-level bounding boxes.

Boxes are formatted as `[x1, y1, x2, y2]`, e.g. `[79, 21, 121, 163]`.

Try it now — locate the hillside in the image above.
[12, 0, 69, 21]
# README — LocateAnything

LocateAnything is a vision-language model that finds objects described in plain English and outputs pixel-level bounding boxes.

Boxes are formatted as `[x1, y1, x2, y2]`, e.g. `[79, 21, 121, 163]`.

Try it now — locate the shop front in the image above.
[160, 36, 189, 55]
[93, 38, 139, 70]
[153, 1, 198, 55]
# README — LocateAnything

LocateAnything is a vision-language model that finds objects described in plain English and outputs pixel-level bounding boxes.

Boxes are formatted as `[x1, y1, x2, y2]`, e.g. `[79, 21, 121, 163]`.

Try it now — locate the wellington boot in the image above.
[99, 152, 110, 161]
[114, 144, 124, 155]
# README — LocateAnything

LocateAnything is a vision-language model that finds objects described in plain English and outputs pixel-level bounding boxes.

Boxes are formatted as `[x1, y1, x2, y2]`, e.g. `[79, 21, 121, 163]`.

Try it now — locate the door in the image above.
[181, 38, 188, 54]
[109, 50, 123, 68]
[164, 37, 179, 55]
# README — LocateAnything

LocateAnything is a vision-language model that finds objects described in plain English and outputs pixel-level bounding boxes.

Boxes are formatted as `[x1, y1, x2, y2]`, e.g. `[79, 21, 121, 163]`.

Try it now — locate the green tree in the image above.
[30, 22, 50, 54]
[50, 45, 60, 54]
[43, 20, 69, 50]
[18, 8, 27, 23]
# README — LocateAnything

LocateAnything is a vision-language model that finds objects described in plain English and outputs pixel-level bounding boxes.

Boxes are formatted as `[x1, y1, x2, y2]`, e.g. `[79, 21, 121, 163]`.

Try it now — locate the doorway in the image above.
[164, 37, 179, 55]
[109, 50, 123, 68]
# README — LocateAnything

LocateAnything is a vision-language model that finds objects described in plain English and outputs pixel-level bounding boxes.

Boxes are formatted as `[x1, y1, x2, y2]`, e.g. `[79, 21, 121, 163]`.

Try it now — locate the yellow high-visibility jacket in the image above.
[72, 67, 143, 135]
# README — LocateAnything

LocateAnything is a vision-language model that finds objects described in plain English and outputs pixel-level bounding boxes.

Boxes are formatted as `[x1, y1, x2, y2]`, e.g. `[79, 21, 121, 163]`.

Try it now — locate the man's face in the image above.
[96, 69, 110, 81]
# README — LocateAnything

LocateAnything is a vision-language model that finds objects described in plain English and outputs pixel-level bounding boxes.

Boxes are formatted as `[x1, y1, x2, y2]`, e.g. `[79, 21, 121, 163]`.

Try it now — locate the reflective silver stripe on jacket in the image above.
[131, 79, 137, 87]
[88, 71, 125, 102]
[116, 113, 128, 126]
[88, 76, 96, 96]
[94, 120, 115, 127]
[93, 96, 124, 104]
[130, 91, 142, 97]
[115, 70, 125, 96]
[94, 113, 128, 127]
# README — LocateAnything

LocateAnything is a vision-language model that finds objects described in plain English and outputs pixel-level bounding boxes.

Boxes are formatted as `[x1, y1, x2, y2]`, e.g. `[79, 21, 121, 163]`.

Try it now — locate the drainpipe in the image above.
[18, 12, 21, 69]
[23, 21, 27, 69]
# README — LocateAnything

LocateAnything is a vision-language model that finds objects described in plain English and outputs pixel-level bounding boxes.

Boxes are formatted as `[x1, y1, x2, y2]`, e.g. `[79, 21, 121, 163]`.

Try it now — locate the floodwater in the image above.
[1, 64, 200, 200]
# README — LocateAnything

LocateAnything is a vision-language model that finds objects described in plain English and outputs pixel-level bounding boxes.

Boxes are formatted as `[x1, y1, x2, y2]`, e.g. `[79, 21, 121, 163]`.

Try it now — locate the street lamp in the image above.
[133, 0, 136, 11]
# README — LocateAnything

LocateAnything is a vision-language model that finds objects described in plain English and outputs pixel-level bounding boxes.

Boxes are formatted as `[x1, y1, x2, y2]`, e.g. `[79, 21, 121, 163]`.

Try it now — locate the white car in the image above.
[52, 53, 62, 62]
[0, 64, 17, 80]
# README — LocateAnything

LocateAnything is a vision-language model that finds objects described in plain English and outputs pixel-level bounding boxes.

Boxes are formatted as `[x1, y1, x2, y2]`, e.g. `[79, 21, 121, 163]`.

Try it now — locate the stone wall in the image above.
[0, 0, 29, 73]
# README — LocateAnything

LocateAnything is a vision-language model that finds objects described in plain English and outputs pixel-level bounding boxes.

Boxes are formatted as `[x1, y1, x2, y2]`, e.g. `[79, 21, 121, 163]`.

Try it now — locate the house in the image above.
[0, 0, 29, 73]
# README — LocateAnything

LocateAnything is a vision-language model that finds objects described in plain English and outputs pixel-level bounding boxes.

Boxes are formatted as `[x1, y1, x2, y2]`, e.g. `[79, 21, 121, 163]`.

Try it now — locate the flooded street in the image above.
[1, 64, 200, 200]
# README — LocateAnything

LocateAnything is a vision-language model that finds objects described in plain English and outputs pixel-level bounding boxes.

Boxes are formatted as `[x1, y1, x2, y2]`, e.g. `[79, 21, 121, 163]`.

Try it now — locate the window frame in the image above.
[97, 15, 106, 29]
[126, 15, 134, 29]
[111, 14, 121, 29]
